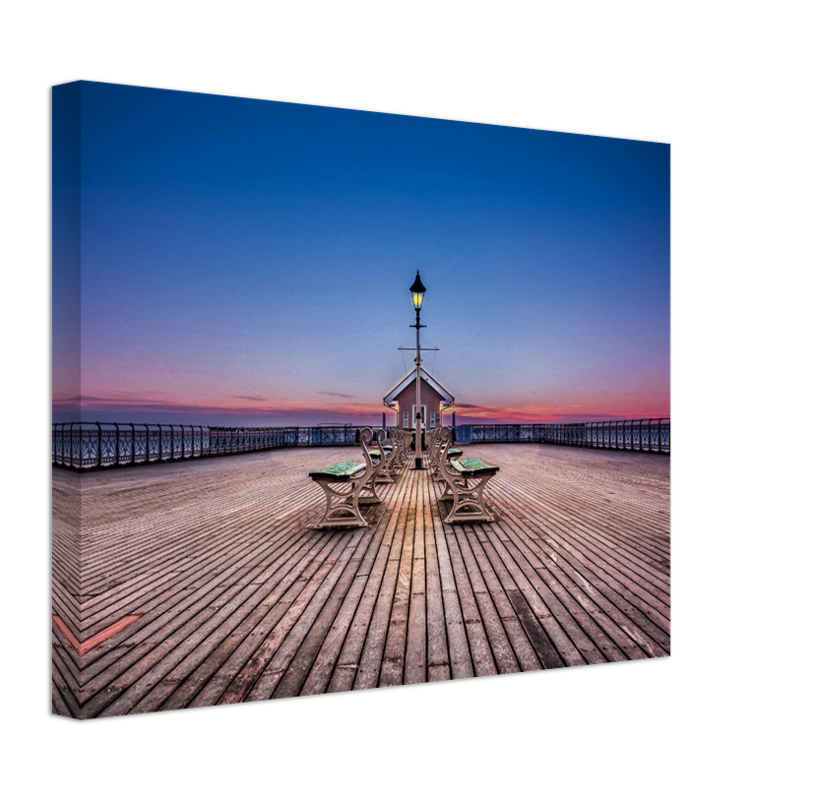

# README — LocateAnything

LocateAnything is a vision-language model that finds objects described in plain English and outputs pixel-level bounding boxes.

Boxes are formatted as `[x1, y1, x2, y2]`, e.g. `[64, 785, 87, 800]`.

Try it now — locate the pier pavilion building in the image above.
[383, 367, 454, 431]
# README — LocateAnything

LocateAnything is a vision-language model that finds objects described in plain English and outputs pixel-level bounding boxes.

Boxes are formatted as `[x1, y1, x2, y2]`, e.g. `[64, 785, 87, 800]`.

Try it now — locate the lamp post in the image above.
[410, 271, 426, 470]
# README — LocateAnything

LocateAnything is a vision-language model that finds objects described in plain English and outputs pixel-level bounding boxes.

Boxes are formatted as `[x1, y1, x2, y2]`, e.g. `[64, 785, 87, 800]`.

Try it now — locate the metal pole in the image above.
[414, 306, 423, 469]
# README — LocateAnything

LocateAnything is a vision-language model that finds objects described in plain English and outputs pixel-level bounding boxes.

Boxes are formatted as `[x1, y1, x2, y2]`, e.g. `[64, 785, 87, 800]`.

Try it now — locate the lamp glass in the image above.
[409, 272, 427, 310]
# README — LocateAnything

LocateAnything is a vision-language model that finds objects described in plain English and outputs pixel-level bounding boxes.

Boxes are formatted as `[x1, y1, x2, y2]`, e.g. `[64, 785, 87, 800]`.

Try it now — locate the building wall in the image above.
[393, 378, 445, 430]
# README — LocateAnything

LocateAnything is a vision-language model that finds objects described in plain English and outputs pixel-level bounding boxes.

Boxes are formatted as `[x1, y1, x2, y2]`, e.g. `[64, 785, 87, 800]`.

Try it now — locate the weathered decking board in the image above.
[51, 443, 670, 718]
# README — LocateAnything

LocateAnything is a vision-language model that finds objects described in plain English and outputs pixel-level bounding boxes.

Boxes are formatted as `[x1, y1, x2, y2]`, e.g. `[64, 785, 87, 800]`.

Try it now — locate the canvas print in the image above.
[51, 81, 670, 719]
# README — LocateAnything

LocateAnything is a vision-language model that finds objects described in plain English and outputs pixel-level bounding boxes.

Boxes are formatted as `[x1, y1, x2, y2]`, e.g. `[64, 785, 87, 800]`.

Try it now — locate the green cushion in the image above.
[451, 458, 498, 475]
[309, 461, 365, 479]
[448, 448, 463, 456]
[459, 458, 488, 469]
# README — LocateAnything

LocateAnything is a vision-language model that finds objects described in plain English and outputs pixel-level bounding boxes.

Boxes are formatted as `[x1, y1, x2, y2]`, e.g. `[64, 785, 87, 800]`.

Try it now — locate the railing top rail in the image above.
[53, 418, 669, 429]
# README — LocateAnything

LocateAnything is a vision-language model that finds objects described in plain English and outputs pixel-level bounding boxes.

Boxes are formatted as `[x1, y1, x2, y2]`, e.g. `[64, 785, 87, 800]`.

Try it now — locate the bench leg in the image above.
[375, 461, 395, 484]
[313, 478, 369, 528]
[438, 477, 455, 499]
[358, 476, 384, 504]
[387, 459, 404, 480]
[443, 474, 495, 524]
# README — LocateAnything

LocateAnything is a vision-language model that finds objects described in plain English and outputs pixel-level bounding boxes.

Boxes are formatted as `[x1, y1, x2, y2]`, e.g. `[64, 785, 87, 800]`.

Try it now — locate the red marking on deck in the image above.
[53, 614, 143, 656]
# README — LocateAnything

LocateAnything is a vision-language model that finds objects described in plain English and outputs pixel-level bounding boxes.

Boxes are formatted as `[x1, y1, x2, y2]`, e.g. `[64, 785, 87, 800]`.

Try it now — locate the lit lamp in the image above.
[411, 274, 426, 312]
[410, 271, 427, 470]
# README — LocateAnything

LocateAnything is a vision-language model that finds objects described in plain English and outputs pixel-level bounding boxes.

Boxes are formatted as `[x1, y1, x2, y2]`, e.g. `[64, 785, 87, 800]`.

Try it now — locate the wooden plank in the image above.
[51, 442, 670, 716]
[494, 479, 671, 636]
[208, 542, 346, 706]
[248, 526, 371, 701]
[490, 508, 647, 661]
[454, 526, 521, 675]
[51, 638, 82, 719]
[468, 446, 664, 652]
[298, 482, 403, 696]
[175, 529, 353, 708]
[477, 531, 583, 667]
[506, 589, 565, 670]
[122, 523, 339, 714]
[269, 508, 388, 699]
[445, 527, 497, 677]
[450, 518, 541, 672]
[325, 465, 415, 693]
[80, 506, 320, 688]
[377, 464, 419, 688]
[403, 467, 428, 685]
[87, 513, 337, 716]
[79, 500, 317, 640]
[424, 475, 450, 673]
[298, 574, 367, 696]
[53, 614, 143, 657]
[434, 513, 475, 680]
[352, 467, 413, 691]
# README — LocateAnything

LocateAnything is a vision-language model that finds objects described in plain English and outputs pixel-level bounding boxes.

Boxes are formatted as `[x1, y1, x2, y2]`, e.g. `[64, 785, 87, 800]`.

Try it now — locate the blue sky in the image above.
[53, 81, 669, 426]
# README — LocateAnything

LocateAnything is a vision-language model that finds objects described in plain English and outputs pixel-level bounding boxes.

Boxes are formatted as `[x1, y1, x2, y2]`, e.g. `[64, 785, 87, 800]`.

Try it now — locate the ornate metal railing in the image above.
[455, 418, 669, 453]
[52, 422, 368, 470]
[52, 417, 669, 469]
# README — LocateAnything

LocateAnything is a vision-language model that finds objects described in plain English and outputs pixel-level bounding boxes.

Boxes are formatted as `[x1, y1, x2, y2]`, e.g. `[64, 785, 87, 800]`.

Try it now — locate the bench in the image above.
[361, 430, 391, 498]
[427, 425, 464, 468]
[308, 427, 380, 528]
[427, 426, 463, 489]
[381, 429, 409, 479]
[435, 428, 499, 523]
[390, 429, 410, 472]
[372, 446, 399, 484]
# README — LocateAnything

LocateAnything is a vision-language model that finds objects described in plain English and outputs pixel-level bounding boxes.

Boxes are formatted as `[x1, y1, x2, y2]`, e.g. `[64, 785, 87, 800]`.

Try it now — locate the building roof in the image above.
[383, 367, 455, 406]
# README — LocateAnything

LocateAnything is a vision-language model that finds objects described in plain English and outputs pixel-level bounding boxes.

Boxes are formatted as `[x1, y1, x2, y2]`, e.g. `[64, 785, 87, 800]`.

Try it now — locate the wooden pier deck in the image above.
[51, 444, 670, 718]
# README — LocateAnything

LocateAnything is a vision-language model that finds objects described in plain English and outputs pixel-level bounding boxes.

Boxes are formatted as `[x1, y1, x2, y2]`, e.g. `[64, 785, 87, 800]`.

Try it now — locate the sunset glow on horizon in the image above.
[53, 82, 669, 427]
